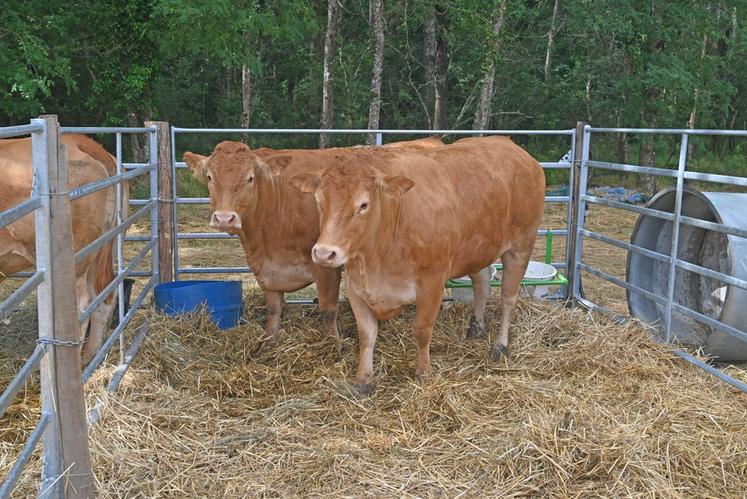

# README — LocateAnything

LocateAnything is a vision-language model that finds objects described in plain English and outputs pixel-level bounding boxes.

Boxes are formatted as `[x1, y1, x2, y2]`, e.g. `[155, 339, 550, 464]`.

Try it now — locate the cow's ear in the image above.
[184, 152, 209, 182]
[258, 154, 290, 177]
[289, 173, 321, 193]
[252, 156, 282, 178]
[380, 175, 415, 196]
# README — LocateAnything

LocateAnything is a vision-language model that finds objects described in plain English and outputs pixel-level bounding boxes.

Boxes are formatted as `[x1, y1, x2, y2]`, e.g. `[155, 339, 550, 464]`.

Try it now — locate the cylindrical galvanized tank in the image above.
[626, 187, 747, 361]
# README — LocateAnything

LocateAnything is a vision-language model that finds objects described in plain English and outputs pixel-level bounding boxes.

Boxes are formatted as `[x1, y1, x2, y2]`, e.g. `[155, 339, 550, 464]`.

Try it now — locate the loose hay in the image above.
[2, 291, 747, 497]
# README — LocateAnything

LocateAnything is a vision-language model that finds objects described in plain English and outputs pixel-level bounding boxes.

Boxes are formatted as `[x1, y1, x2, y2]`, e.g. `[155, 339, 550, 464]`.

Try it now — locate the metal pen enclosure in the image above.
[0, 118, 161, 497]
[569, 124, 747, 394]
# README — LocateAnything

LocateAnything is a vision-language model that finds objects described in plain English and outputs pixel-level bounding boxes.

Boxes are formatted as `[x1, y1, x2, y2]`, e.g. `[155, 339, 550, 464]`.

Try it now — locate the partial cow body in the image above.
[183, 137, 443, 351]
[0, 135, 126, 363]
[291, 135, 545, 394]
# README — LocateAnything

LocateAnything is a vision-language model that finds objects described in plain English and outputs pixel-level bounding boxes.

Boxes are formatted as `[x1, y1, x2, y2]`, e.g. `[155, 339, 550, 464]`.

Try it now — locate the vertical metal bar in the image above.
[375, 132, 383, 146]
[572, 125, 591, 299]
[116, 133, 125, 364]
[664, 134, 688, 342]
[170, 126, 180, 281]
[564, 129, 576, 281]
[150, 127, 160, 282]
[30, 117, 63, 498]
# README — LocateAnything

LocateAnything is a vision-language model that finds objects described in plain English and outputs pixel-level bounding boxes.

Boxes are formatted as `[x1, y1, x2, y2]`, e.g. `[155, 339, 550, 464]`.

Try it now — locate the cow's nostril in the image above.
[327, 251, 336, 261]
[228, 214, 235, 223]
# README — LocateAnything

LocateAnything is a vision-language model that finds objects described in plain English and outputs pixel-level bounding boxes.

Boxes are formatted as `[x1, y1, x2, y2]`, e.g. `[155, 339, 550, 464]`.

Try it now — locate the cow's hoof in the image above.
[489, 344, 509, 362]
[353, 383, 373, 398]
[466, 317, 485, 340]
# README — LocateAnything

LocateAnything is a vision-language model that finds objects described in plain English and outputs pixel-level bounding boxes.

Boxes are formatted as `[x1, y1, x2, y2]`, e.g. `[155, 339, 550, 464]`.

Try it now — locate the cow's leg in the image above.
[256, 289, 284, 352]
[313, 266, 342, 342]
[77, 270, 95, 364]
[465, 265, 492, 340]
[83, 289, 117, 366]
[413, 279, 446, 378]
[347, 284, 378, 396]
[491, 249, 531, 361]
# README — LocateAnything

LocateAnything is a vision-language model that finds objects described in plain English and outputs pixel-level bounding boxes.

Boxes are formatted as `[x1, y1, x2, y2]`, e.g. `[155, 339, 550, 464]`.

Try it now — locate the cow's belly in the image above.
[254, 260, 315, 292]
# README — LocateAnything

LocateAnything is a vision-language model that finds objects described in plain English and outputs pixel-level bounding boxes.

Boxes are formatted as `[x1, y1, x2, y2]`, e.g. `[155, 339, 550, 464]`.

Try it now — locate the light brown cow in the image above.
[0, 135, 126, 363]
[290, 135, 545, 395]
[183, 137, 443, 351]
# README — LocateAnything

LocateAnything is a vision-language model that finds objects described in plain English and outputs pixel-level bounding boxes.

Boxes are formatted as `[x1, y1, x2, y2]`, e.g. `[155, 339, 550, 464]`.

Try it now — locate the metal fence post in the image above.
[34, 115, 95, 498]
[565, 121, 588, 305]
[145, 121, 173, 283]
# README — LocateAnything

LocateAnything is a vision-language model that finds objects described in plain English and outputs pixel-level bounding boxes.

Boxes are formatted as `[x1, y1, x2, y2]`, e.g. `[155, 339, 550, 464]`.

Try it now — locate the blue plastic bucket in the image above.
[154, 280, 243, 330]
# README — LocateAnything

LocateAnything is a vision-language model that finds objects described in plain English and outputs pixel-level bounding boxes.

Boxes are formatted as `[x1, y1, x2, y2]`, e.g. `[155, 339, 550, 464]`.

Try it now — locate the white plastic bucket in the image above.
[521, 261, 557, 299]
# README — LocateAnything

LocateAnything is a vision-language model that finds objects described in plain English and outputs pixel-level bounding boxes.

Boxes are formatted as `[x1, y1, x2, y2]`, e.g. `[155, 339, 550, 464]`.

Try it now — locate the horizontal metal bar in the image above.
[0, 123, 44, 138]
[538, 229, 568, 236]
[123, 162, 150, 170]
[679, 214, 747, 240]
[80, 239, 156, 324]
[683, 170, 747, 187]
[589, 127, 747, 137]
[0, 271, 45, 323]
[6, 271, 34, 278]
[672, 349, 747, 393]
[173, 127, 575, 136]
[577, 262, 667, 306]
[129, 199, 150, 206]
[125, 270, 152, 277]
[175, 232, 237, 240]
[61, 126, 155, 134]
[583, 195, 676, 221]
[0, 197, 42, 229]
[88, 321, 150, 426]
[675, 259, 747, 291]
[75, 201, 155, 265]
[0, 413, 50, 498]
[178, 266, 251, 274]
[0, 345, 45, 418]
[580, 229, 670, 264]
[586, 160, 678, 178]
[540, 162, 571, 169]
[671, 302, 747, 345]
[70, 166, 151, 200]
[83, 274, 158, 381]
[545, 196, 569, 203]
[176, 197, 210, 204]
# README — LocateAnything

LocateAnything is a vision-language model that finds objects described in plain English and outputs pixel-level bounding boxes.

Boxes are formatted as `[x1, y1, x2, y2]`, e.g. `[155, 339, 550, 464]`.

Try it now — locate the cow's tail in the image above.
[95, 240, 116, 298]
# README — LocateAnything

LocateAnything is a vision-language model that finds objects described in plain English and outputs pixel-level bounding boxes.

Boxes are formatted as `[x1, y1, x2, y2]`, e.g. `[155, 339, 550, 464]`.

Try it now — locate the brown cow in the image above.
[0, 135, 126, 363]
[290, 135, 545, 395]
[183, 138, 443, 351]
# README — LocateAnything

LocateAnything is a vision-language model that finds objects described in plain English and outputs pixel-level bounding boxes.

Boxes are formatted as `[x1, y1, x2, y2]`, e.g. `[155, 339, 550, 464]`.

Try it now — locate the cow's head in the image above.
[183, 141, 284, 234]
[290, 162, 414, 267]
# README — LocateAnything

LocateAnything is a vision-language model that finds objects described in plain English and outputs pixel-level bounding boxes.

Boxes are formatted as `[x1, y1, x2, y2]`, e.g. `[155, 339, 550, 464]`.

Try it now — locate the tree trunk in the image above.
[423, 6, 437, 128]
[544, 0, 561, 82]
[366, 0, 385, 145]
[320, 0, 340, 148]
[639, 88, 658, 195]
[433, 5, 448, 131]
[127, 111, 148, 163]
[473, 0, 507, 132]
[308, 0, 325, 129]
[687, 33, 708, 159]
[241, 63, 253, 144]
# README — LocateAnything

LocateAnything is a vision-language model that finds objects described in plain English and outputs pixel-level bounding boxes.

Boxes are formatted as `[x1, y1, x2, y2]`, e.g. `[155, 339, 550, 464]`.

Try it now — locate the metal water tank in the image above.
[626, 187, 747, 361]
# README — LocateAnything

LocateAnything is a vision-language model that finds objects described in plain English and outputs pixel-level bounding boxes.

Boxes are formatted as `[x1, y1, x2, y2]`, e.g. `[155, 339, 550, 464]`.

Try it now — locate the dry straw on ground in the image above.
[3, 289, 747, 497]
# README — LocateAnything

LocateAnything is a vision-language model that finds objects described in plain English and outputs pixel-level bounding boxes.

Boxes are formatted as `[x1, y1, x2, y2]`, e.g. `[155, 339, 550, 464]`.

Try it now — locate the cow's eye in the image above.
[206, 174, 212, 182]
[358, 202, 369, 213]
[247, 176, 254, 185]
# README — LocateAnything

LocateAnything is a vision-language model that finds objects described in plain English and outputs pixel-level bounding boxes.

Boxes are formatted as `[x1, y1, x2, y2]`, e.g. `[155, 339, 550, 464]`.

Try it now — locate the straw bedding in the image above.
[3, 288, 747, 497]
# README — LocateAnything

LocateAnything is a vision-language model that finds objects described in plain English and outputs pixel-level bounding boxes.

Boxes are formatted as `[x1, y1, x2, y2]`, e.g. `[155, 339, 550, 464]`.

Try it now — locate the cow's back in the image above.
[362, 136, 544, 278]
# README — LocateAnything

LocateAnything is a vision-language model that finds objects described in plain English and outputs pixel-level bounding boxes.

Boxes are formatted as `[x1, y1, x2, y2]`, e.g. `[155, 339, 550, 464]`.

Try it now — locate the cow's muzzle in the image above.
[312, 244, 346, 267]
[210, 210, 242, 232]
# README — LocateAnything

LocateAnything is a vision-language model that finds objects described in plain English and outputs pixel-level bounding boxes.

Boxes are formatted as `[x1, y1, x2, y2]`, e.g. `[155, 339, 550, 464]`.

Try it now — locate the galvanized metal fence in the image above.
[169, 127, 578, 300]
[0, 117, 161, 497]
[568, 123, 747, 394]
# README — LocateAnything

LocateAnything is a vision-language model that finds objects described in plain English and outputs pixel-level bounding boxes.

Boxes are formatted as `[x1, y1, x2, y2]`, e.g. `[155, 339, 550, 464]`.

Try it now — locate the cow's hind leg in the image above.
[465, 266, 492, 340]
[314, 266, 342, 343]
[490, 249, 531, 361]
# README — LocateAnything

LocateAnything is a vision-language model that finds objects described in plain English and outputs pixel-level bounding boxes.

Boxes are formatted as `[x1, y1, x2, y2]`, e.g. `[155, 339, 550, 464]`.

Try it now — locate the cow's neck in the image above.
[237, 177, 284, 272]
